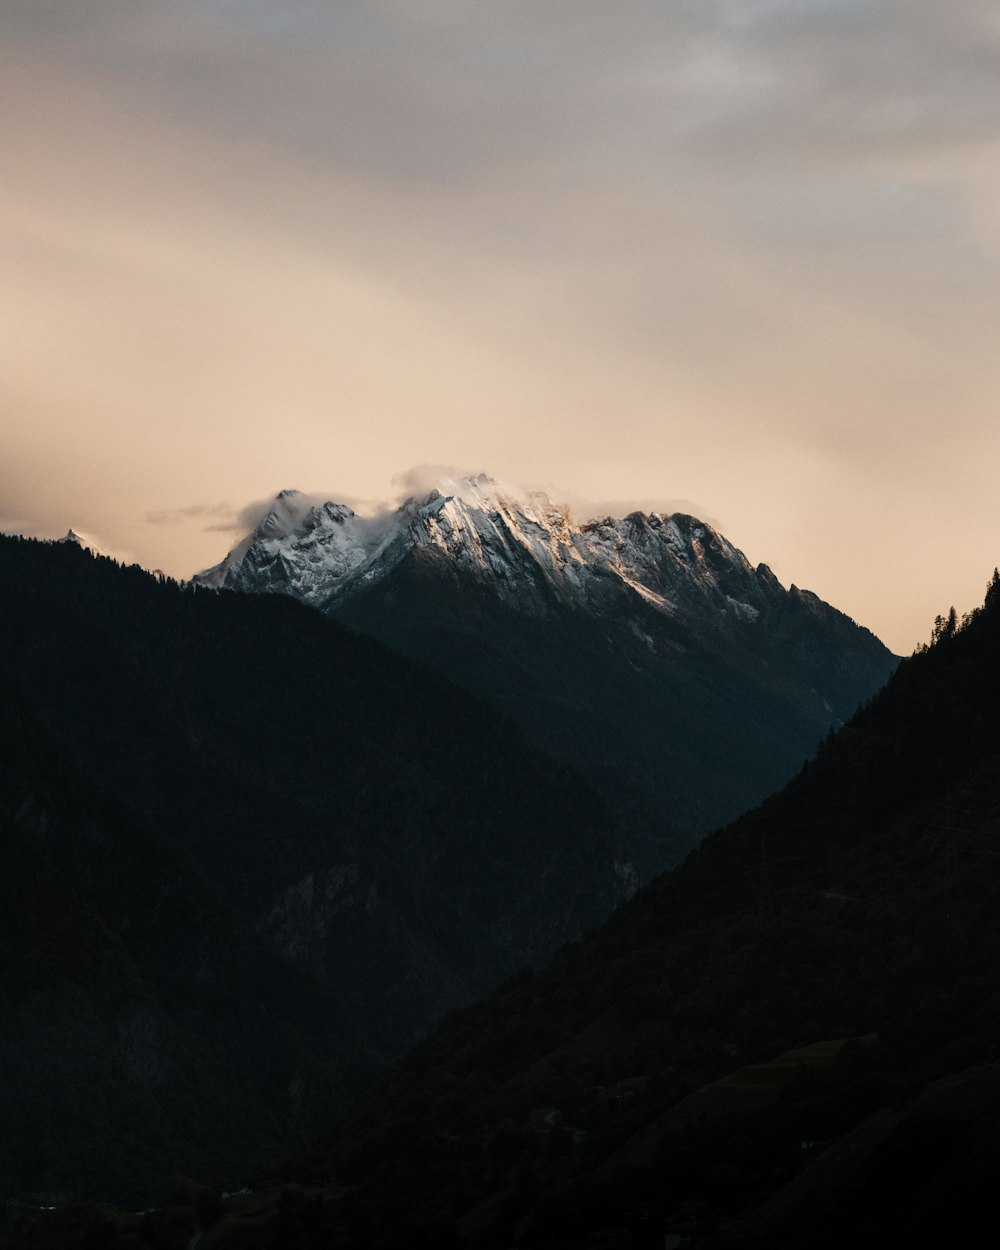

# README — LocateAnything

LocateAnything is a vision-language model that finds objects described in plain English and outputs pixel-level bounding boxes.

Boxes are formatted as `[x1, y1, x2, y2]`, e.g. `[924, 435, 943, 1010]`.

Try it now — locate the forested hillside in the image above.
[147, 572, 1000, 1249]
[0, 535, 626, 1206]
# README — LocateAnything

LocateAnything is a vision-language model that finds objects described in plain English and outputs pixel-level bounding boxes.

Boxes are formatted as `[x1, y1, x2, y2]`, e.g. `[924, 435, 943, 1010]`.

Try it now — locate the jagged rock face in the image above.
[197, 474, 899, 873]
[198, 476, 784, 627]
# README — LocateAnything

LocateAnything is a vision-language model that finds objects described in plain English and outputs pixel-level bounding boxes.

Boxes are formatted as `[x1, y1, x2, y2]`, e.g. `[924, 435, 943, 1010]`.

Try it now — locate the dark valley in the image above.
[81, 568, 1000, 1250]
[0, 498, 950, 1248]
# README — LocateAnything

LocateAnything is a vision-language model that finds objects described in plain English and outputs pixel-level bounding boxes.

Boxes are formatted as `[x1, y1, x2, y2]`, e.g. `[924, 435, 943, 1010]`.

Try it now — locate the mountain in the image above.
[161, 571, 1000, 1250]
[0, 534, 627, 1206]
[196, 474, 898, 874]
[57, 528, 110, 557]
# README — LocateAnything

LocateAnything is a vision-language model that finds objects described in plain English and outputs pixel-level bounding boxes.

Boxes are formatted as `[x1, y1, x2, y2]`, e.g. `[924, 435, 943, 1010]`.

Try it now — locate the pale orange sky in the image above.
[4, 2, 1000, 653]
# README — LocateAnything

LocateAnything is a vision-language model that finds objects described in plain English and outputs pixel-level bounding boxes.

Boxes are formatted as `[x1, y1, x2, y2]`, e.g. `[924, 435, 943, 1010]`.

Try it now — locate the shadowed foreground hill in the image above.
[155, 573, 1000, 1248]
[0, 535, 627, 1206]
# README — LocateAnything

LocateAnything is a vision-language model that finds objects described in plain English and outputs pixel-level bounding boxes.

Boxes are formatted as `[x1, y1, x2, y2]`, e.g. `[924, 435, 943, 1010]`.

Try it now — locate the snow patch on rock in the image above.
[194, 473, 786, 632]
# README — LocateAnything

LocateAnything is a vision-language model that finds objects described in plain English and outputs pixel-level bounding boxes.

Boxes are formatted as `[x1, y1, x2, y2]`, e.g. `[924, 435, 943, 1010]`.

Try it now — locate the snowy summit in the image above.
[194, 472, 787, 628]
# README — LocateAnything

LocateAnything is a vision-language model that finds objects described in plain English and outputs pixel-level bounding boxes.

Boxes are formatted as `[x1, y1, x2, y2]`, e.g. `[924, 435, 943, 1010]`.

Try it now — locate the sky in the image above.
[3, 1, 1000, 653]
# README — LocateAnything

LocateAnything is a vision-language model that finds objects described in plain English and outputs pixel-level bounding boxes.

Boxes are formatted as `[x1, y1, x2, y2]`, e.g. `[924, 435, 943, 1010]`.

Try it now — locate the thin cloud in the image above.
[0, 517, 46, 538]
[145, 501, 238, 528]
[390, 464, 477, 501]
[568, 497, 724, 531]
[218, 471, 723, 535]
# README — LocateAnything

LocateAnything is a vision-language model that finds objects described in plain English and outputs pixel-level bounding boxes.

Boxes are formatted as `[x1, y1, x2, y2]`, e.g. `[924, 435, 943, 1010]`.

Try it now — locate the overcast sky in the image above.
[3, 1, 1000, 651]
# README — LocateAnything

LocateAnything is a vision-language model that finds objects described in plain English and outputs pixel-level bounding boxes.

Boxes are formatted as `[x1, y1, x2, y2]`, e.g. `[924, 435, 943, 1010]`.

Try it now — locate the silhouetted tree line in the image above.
[0, 534, 621, 1211]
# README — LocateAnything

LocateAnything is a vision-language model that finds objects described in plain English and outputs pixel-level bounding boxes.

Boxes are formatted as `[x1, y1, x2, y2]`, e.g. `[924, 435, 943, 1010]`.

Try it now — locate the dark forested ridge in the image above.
[0, 534, 628, 1207]
[86, 569, 1000, 1250]
[332, 544, 897, 876]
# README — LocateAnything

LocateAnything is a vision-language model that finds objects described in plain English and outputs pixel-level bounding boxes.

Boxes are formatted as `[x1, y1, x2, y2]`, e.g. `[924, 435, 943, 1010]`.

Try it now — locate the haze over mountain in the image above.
[0, 533, 627, 1205]
[197, 473, 899, 874]
[6, 3, 1000, 659]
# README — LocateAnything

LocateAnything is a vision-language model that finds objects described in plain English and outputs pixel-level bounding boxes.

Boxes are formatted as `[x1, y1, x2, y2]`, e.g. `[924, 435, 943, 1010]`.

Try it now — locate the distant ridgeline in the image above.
[209, 566, 1000, 1250]
[195, 475, 899, 876]
[0, 534, 628, 1206]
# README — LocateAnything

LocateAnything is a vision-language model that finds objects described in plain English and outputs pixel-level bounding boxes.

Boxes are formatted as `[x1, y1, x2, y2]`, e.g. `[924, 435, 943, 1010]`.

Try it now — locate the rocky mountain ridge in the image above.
[195, 474, 817, 634]
[196, 473, 899, 874]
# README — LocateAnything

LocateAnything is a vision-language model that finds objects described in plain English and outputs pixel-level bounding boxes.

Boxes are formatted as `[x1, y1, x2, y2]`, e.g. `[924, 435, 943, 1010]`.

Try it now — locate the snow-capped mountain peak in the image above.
[58, 529, 112, 558]
[189, 470, 896, 871]
[258, 488, 316, 539]
[194, 472, 787, 630]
